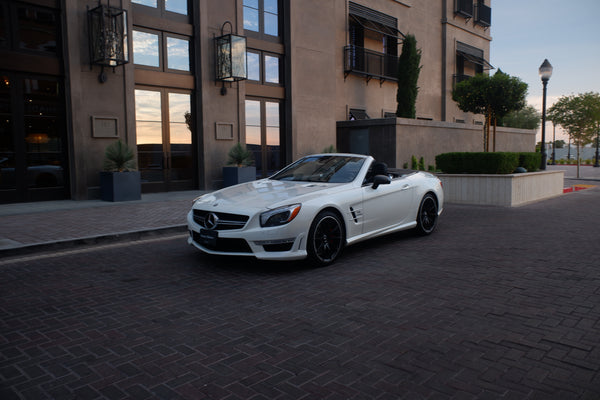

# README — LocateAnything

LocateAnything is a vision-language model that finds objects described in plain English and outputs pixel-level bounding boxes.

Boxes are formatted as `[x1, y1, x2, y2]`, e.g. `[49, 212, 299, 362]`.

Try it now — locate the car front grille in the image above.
[191, 231, 252, 253]
[193, 210, 250, 230]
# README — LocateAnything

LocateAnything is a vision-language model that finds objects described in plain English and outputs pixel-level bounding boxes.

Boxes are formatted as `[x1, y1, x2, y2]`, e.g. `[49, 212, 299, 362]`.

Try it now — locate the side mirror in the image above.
[372, 174, 391, 189]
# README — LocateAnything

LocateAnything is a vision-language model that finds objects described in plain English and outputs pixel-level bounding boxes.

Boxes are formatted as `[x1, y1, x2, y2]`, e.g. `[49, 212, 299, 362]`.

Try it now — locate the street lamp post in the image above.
[594, 122, 600, 168]
[539, 59, 553, 170]
[551, 122, 556, 165]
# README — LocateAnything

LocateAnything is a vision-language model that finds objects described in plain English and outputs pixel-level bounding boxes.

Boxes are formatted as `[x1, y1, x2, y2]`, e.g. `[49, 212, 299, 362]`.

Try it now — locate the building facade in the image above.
[0, 0, 493, 203]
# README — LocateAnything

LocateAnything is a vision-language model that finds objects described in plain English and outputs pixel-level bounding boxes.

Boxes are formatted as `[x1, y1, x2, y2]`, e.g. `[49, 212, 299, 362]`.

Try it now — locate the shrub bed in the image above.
[435, 152, 540, 174]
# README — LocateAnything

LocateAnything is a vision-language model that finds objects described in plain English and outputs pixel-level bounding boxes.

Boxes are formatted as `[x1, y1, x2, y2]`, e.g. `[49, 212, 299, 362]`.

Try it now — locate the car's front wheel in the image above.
[307, 210, 345, 266]
[415, 193, 438, 235]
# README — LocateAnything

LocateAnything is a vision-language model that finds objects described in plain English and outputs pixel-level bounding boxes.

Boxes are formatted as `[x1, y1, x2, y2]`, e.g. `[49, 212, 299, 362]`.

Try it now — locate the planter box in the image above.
[223, 166, 256, 187]
[100, 171, 142, 202]
[438, 170, 564, 207]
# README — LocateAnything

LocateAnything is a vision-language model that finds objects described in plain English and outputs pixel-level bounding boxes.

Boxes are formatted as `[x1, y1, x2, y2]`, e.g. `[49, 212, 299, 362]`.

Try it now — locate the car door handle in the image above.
[401, 184, 411, 191]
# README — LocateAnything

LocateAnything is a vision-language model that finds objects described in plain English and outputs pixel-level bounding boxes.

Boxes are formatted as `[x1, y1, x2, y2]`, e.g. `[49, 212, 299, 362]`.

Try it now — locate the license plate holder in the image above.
[199, 229, 218, 248]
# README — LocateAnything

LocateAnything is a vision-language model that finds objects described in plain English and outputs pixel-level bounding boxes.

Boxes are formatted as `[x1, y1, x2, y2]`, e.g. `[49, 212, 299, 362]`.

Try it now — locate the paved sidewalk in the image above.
[0, 190, 205, 257]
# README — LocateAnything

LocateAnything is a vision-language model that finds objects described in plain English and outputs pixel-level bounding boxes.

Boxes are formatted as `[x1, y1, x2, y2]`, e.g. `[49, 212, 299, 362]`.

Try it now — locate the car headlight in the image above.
[260, 204, 301, 227]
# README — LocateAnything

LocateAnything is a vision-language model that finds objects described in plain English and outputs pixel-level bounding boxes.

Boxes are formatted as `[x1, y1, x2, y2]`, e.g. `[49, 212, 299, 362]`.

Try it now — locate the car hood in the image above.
[193, 179, 343, 212]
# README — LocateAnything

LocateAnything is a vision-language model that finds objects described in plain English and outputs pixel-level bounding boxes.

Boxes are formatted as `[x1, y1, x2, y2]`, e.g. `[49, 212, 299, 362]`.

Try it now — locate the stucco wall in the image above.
[64, 0, 136, 200]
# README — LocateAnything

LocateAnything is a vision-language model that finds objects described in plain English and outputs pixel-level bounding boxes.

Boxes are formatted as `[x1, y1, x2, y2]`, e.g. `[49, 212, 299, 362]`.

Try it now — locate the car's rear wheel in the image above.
[307, 210, 344, 266]
[415, 193, 438, 235]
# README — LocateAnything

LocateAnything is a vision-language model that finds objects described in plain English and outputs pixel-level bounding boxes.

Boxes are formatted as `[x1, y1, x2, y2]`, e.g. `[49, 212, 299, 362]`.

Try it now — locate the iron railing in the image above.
[455, 0, 473, 18]
[475, 3, 491, 27]
[344, 45, 398, 82]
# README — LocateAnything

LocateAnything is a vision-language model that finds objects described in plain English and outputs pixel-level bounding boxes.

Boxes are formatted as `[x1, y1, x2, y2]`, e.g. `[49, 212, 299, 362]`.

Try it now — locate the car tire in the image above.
[307, 210, 345, 266]
[415, 193, 438, 235]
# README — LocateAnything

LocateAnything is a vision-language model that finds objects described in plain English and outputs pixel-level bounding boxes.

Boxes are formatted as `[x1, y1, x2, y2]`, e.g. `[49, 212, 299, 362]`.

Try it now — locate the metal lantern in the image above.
[215, 21, 247, 83]
[88, 1, 129, 82]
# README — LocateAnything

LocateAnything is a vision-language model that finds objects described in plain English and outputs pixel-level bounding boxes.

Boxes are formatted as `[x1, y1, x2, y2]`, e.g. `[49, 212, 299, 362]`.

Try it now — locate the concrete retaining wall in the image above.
[337, 118, 537, 169]
[438, 170, 565, 207]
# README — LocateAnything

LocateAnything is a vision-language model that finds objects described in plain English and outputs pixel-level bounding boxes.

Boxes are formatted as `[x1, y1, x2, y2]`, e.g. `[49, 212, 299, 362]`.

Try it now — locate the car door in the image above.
[361, 178, 415, 235]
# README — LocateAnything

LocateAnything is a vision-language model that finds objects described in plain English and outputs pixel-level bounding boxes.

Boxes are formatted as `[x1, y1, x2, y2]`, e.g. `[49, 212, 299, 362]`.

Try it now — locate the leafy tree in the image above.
[488, 70, 528, 150]
[396, 34, 422, 118]
[554, 140, 565, 149]
[452, 70, 528, 151]
[547, 92, 600, 175]
[499, 105, 541, 130]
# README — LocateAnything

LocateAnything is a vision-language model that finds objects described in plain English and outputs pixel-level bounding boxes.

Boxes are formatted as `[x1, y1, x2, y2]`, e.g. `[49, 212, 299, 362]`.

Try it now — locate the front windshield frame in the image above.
[270, 155, 366, 183]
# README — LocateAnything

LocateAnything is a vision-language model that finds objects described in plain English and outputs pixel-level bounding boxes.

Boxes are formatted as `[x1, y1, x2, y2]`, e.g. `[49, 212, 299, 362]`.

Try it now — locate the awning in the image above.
[350, 14, 404, 41]
[457, 50, 494, 70]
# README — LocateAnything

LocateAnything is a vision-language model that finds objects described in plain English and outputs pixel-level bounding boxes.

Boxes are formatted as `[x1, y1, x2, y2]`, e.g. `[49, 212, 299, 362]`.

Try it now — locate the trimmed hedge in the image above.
[435, 152, 540, 174]
[518, 152, 541, 172]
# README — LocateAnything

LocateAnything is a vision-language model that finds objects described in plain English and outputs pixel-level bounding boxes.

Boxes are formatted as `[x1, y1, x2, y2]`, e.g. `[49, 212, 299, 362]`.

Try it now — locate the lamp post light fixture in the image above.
[538, 59, 552, 170]
[88, 0, 129, 83]
[215, 21, 247, 95]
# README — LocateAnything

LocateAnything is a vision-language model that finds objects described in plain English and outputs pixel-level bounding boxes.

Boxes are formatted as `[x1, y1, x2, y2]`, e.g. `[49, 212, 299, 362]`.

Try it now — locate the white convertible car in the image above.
[188, 153, 443, 266]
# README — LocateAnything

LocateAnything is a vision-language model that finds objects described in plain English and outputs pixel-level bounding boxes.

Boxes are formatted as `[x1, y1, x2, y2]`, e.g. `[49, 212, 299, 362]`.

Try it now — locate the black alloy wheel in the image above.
[415, 193, 438, 235]
[307, 210, 345, 266]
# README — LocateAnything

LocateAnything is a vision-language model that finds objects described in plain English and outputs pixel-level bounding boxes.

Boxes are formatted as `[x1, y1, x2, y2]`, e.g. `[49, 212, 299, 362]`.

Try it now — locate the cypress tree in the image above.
[396, 34, 422, 118]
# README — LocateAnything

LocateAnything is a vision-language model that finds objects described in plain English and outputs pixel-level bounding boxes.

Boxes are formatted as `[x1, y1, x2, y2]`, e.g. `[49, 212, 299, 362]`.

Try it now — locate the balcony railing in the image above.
[344, 45, 398, 83]
[475, 3, 491, 27]
[455, 0, 473, 18]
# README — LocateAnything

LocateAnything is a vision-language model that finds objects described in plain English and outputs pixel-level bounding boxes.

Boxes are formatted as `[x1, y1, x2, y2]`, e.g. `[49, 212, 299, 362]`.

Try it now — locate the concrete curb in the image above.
[0, 225, 188, 259]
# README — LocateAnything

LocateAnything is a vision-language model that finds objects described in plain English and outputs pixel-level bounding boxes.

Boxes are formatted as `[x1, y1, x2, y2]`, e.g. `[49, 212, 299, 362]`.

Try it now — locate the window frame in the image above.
[246, 49, 282, 86]
[131, 0, 189, 23]
[1, 1, 60, 56]
[243, 0, 282, 42]
[165, 33, 191, 72]
[132, 27, 191, 75]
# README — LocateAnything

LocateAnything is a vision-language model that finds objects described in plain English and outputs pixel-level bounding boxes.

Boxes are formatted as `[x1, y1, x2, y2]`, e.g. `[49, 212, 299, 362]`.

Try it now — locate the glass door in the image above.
[0, 74, 68, 203]
[135, 88, 194, 192]
[245, 99, 282, 178]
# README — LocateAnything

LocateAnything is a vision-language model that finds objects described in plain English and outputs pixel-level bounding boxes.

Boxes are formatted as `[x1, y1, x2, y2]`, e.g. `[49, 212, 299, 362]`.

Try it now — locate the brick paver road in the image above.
[1, 185, 599, 399]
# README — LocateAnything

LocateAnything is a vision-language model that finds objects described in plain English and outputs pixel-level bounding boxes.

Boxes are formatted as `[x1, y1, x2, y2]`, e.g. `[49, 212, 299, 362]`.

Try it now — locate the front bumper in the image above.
[187, 210, 308, 261]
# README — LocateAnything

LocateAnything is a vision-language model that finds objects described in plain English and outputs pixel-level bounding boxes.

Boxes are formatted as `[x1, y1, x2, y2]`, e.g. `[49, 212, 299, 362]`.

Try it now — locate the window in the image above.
[132, 0, 157, 7]
[135, 89, 193, 185]
[166, 36, 190, 71]
[264, 55, 279, 84]
[0, 2, 59, 54]
[454, 42, 493, 86]
[247, 50, 281, 85]
[244, 0, 280, 38]
[346, 2, 401, 81]
[0, 5, 7, 48]
[165, 0, 187, 15]
[245, 99, 282, 177]
[133, 30, 160, 67]
[247, 51, 260, 81]
[455, 0, 473, 18]
[132, 0, 188, 16]
[133, 29, 190, 72]
[349, 108, 369, 120]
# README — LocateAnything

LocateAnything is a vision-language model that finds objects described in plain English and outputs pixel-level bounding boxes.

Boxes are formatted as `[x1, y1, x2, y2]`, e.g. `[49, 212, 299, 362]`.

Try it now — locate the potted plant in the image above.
[100, 140, 141, 201]
[223, 142, 256, 187]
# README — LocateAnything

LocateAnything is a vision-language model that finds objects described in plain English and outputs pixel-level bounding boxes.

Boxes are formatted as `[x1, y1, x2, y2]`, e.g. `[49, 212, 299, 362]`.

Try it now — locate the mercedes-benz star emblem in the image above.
[204, 212, 219, 230]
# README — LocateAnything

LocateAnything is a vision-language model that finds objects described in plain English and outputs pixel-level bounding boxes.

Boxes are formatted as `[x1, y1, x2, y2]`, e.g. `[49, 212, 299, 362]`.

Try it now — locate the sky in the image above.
[489, 0, 600, 141]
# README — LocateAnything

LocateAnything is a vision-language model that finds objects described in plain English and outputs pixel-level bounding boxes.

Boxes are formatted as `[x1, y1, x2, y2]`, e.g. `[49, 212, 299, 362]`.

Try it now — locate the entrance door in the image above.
[245, 99, 281, 178]
[134, 88, 194, 192]
[0, 74, 68, 203]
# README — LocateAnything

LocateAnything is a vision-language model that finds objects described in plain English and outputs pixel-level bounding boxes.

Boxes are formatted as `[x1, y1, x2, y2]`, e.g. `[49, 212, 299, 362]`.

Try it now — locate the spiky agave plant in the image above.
[227, 142, 254, 167]
[103, 140, 137, 172]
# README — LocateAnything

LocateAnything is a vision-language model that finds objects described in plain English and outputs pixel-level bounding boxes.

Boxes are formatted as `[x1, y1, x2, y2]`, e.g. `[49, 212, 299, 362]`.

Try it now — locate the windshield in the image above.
[271, 155, 366, 183]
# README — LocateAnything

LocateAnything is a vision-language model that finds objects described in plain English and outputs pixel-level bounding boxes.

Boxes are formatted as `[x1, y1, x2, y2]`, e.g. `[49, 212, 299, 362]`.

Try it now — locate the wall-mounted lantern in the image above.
[215, 21, 247, 94]
[88, 1, 129, 83]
